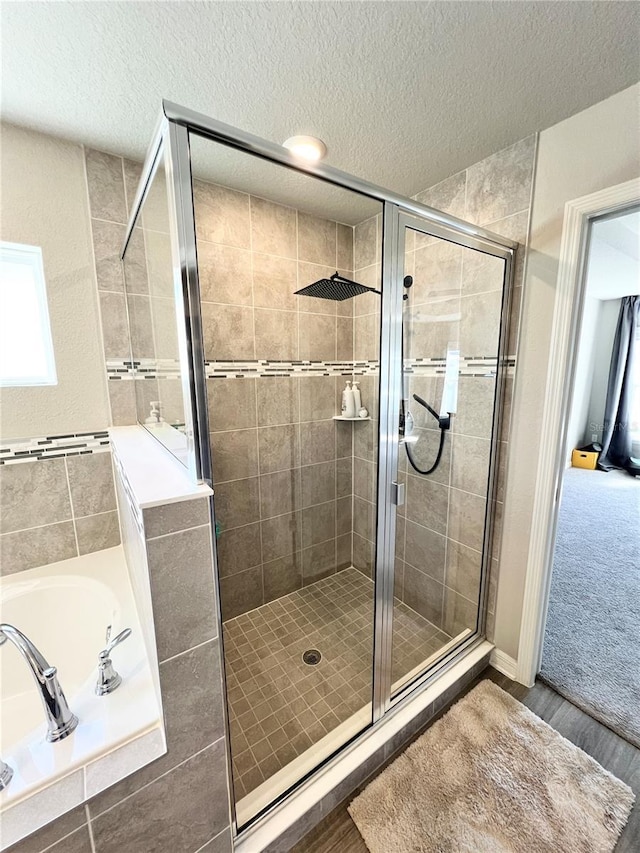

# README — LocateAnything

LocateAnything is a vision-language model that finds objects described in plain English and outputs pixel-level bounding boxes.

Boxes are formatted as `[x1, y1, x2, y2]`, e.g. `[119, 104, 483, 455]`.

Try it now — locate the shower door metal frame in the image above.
[122, 99, 518, 836]
[374, 207, 515, 717]
[120, 116, 211, 485]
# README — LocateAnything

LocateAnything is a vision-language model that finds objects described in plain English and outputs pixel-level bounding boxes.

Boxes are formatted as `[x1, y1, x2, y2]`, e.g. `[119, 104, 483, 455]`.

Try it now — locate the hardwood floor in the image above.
[291, 668, 640, 852]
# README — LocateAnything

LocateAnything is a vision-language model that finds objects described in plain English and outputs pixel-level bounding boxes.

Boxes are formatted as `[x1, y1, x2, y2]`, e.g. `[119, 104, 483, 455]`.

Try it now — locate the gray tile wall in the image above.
[414, 136, 536, 640]
[84, 148, 143, 427]
[8, 465, 232, 853]
[0, 452, 120, 576]
[351, 213, 382, 581]
[194, 182, 359, 620]
[82, 137, 533, 638]
[82, 144, 376, 620]
[122, 161, 186, 430]
[352, 136, 536, 640]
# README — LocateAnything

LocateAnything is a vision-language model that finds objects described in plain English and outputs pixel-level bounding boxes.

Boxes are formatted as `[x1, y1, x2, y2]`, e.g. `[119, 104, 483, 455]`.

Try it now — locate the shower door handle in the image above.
[391, 481, 405, 507]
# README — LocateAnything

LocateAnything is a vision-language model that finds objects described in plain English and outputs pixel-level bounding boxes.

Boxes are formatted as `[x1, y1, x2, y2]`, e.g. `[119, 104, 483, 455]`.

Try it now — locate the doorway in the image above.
[539, 206, 640, 745]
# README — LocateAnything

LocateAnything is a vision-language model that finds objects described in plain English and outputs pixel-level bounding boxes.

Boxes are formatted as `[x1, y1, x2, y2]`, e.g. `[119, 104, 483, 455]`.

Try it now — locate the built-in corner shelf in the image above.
[333, 416, 371, 422]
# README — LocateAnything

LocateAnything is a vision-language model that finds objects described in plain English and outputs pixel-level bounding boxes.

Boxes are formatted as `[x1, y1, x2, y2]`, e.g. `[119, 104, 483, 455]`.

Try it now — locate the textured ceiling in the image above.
[2, 1, 639, 223]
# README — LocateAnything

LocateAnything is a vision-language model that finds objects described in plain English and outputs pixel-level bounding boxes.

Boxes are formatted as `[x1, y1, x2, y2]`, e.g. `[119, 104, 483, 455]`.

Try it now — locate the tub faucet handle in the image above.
[96, 625, 132, 696]
[0, 758, 13, 791]
[104, 625, 132, 656]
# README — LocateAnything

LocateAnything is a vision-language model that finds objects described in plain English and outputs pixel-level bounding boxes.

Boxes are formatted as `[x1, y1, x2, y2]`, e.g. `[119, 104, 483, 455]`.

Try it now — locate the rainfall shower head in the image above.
[294, 272, 380, 302]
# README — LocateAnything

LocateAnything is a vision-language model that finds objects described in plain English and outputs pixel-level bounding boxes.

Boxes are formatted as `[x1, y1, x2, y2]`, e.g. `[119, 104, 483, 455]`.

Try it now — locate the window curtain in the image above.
[598, 294, 640, 473]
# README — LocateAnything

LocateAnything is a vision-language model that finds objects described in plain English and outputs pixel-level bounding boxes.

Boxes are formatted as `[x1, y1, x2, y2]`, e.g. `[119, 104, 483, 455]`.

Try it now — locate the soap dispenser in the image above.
[145, 401, 163, 425]
[342, 381, 356, 418]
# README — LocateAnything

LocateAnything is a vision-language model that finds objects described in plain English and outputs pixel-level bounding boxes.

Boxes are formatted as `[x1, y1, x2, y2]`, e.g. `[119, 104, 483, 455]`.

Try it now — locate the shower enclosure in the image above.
[121, 101, 515, 833]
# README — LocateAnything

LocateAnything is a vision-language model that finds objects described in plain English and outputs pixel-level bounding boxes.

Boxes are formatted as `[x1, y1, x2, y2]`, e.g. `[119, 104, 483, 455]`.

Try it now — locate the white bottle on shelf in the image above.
[342, 381, 356, 418]
[341, 381, 349, 416]
[352, 381, 362, 413]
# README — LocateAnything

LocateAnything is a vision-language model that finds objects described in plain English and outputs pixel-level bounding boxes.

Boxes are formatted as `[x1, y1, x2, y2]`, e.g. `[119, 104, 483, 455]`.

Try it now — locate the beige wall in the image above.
[568, 296, 620, 458]
[567, 293, 601, 457]
[0, 124, 110, 438]
[496, 83, 640, 660]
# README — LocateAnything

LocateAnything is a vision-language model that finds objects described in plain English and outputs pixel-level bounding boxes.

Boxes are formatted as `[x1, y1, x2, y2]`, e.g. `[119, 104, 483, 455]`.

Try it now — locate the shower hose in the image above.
[403, 395, 448, 476]
[401, 302, 450, 477]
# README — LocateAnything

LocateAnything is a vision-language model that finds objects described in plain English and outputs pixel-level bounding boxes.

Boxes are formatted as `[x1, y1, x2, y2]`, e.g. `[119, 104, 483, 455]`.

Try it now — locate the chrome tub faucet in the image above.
[0, 623, 78, 742]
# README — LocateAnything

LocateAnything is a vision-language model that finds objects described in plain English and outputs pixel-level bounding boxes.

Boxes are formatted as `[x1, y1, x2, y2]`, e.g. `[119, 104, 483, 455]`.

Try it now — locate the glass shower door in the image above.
[186, 129, 387, 826]
[385, 211, 510, 699]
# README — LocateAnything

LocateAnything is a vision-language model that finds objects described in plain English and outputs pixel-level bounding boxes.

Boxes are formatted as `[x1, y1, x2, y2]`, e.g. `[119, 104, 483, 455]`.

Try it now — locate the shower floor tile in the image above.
[223, 567, 450, 803]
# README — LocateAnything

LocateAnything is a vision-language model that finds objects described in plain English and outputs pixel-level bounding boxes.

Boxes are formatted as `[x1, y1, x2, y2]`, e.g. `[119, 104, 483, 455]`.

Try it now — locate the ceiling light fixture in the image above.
[282, 135, 327, 162]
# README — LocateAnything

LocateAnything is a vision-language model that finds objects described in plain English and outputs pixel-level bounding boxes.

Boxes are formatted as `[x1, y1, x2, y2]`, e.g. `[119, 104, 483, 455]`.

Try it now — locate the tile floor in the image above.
[223, 567, 450, 802]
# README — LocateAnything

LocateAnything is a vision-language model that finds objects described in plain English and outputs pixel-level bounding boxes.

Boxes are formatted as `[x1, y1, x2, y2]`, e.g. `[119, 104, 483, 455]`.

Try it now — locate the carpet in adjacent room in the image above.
[540, 467, 640, 747]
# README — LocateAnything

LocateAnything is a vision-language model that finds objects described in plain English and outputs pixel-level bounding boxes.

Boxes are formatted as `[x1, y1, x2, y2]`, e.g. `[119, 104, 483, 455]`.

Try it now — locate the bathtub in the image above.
[0, 546, 164, 846]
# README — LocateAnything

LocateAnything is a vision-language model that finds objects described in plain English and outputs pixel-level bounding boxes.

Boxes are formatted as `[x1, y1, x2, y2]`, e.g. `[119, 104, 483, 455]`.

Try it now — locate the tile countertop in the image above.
[108, 425, 213, 509]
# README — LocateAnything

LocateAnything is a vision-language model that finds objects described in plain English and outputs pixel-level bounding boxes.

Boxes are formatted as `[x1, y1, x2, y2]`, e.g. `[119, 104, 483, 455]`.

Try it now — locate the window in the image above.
[0, 242, 57, 387]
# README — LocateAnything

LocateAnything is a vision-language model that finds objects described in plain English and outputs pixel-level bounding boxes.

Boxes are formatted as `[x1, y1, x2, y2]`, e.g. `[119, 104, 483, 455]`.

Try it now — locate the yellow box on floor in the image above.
[571, 449, 599, 470]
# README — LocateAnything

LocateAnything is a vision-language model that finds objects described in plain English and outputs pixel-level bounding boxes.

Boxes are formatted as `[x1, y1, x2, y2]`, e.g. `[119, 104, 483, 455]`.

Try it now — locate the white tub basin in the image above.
[0, 546, 164, 818]
[1, 574, 121, 747]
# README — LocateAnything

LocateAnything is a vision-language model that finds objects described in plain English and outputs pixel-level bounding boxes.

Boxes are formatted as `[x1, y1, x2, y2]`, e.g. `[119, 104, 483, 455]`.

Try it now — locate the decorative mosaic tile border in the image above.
[0, 431, 111, 465]
[205, 359, 365, 378]
[106, 359, 181, 381]
[204, 357, 514, 379]
[106, 356, 515, 381]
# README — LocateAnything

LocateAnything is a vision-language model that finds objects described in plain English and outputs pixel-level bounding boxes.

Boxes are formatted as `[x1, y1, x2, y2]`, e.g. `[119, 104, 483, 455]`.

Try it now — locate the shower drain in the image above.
[302, 649, 322, 666]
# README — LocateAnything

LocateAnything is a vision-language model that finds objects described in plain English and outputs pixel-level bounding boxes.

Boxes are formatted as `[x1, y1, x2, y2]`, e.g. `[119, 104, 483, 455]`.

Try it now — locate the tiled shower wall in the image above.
[192, 182, 360, 620]
[351, 136, 536, 641]
[2, 132, 533, 613]
[351, 215, 382, 578]
[84, 147, 146, 425]
[85, 135, 534, 633]
[80, 145, 366, 621]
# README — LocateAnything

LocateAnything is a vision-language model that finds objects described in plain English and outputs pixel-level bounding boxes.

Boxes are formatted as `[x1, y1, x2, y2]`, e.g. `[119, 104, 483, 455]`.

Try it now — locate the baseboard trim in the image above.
[490, 649, 518, 680]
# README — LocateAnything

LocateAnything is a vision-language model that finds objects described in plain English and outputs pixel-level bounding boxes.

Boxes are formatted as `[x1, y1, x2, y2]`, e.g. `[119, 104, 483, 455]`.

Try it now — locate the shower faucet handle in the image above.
[96, 625, 132, 696]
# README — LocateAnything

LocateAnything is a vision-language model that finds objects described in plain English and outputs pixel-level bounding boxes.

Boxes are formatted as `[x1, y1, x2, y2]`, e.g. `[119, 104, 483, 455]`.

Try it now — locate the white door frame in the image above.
[515, 177, 640, 687]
